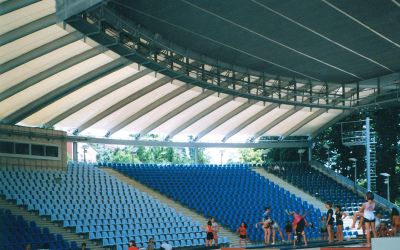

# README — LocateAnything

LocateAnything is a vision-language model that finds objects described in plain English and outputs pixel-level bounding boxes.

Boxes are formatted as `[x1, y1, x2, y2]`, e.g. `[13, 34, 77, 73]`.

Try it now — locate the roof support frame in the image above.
[0, 30, 83, 74]
[105, 84, 196, 137]
[0, 14, 57, 46]
[194, 101, 254, 141]
[0, 0, 39, 16]
[69, 135, 311, 149]
[2, 57, 130, 124]
[43, 68, 153, 128]
[73, 75, 174, 134]
[0, 46, 106, 102]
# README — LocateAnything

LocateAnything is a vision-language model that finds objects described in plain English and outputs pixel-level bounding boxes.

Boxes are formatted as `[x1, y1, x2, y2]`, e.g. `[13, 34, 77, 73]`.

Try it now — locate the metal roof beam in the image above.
[137, 73, 245, 139]
[282, 87, 360, 138]
[222, 103, 278, 142]
[251, 109, 299, 140]
[69, 135, 311, 149]
[281, 109, 326, 138]
[106, 84, 195, 137]
[0, 13, 57, 46]
[137, 89, 215, 139]
[0, 31, 83, 74]
[167, 96, 233, 140]
[194, 101, 254, 141]
[0, 46, 105, 102]
[2, 57, 129, 124]
[0, 0, 39, 15]
[43, 68, 153, 128]
[74, 75, 173, 135]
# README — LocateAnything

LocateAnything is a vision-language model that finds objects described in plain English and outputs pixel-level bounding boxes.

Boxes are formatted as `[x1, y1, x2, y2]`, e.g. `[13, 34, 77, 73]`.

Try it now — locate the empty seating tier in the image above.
[0, 163, 204, 249]
[110, 163, 323, 242]
[266, 162, 364, 213]
[0, 208, 77, 250]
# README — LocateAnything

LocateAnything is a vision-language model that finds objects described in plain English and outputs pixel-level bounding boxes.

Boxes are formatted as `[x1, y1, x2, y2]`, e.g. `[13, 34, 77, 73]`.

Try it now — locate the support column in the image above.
[308, 144, 313, 162]
[365, 117, 371, 191]
[194, 147, 198, 165]
[73, 141, 78, 163]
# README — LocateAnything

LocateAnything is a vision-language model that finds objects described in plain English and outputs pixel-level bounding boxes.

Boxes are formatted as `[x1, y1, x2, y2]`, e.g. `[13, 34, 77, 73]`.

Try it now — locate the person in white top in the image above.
[352, 192, 377, 247]
[160, 242, 172, 250]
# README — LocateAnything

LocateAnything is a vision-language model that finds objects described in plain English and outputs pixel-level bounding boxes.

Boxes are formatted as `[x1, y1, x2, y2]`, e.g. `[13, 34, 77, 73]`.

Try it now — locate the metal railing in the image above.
[310, 160, 399, 211]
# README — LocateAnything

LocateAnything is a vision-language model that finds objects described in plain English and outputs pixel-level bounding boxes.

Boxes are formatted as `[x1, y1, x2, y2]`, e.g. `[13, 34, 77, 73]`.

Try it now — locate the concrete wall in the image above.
[0, 125, 67, 169]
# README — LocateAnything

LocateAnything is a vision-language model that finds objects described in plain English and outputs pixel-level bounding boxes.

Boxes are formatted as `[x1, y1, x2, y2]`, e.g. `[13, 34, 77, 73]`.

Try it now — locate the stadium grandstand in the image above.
[1, 0, 399, 250]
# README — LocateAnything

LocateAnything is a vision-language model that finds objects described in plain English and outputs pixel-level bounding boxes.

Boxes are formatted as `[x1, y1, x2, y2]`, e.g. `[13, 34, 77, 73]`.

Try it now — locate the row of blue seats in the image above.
[0, 164, 203, 248]
[1, 209, 79, 250]
[111, 163, 322, 242]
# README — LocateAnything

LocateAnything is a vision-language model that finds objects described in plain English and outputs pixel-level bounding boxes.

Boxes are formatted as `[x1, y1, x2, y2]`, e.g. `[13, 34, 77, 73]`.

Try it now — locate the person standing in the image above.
[319, 216, 327, 240]
[204, 220, 214, 247]
[211, 217, 220, 246]
[284, 220, 292, 242]
[361, 192, 377, 247]
[335, 205, 347, 242]
[237, 221, 248, 246]
[391, 207, 400, 235]
[325, 201, 334, 243]
[147, 238, 155, 250]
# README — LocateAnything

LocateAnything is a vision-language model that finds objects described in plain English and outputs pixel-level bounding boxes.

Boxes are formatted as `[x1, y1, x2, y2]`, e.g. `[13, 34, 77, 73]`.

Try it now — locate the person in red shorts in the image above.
[128, 240, 139, 250]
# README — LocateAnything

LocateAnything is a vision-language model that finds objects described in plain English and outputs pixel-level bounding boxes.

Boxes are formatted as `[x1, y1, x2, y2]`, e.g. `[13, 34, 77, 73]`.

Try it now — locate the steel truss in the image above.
[63, 3, 399, 110]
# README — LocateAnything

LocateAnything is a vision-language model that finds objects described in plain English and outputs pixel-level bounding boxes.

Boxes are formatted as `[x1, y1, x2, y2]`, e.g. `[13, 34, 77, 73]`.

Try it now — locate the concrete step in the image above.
[252, 167, 362, 237]
[252, 167, 326, 211]
[0, 196, 106, 250]
[101, 167, 241, 247]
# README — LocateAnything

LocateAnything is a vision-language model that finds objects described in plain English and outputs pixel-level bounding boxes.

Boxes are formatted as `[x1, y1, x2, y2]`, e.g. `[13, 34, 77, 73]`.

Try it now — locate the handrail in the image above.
[310, 160, 399, 211]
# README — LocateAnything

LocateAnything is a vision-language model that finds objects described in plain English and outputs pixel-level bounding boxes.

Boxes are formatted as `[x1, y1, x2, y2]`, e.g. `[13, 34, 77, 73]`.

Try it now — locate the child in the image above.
[335, 205, 347, 242]
[211, 217, 221, 246]
[354, 192, 377, 247]
[319, 216, 327, 240]
[238, 221, 248, 246]
[128, 240, 139, 250]
[205, 220, 214, 247]
[325, 201, 334, 243]
[284, 220, 292, 242]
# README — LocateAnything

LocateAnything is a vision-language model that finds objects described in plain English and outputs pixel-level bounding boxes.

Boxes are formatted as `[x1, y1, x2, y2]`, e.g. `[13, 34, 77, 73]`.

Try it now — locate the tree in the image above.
[375, 106, 400, 201]
[239, 148, 264, 164]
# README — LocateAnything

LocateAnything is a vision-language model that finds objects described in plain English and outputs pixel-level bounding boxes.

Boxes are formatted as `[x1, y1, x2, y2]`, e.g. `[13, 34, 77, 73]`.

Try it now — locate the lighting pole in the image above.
[131, 147, 138, 163]
[323, 144, 330, 167]
[349, 158, 357, 191]
[220, 150, 224, 165]
[380, 173, 390, 201]
[82, 144, 88, 163]
[297, 149, 306, 163]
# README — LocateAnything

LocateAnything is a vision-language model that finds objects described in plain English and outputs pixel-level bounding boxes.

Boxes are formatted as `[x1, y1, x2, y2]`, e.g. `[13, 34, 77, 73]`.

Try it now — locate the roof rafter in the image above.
[2, 57, 129, 124]
[0, 46, 105, 102]
[0, 31, 83, 74]
[0, 14, 57, 46]
[194, 101, 254, 141]
[73, 75, 174, 134]
[105, 84, 195, 137]
[43, 68, 153, 128]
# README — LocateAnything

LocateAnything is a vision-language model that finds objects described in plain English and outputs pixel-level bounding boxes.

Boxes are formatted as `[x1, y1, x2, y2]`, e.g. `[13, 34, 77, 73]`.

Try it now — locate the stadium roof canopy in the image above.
[0, 0, 399, 144]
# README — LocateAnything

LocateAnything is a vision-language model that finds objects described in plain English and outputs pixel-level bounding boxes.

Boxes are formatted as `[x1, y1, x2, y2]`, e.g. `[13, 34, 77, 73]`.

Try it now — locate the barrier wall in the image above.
[0, 125, 67, 169]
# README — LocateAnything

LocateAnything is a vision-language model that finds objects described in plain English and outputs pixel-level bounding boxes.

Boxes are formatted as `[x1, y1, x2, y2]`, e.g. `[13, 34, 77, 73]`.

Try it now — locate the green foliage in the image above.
[312, 107, 400, 201]
[239, 148, 264, 164]
[90, 143, 209, 164]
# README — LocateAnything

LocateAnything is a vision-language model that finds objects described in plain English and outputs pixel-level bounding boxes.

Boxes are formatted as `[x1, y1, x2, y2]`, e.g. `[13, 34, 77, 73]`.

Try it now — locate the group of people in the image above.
[323, 201, 348, 243]
[327, 191, 400, 247]
[204, 217, 221, 247]
[203, 191, 400, 248]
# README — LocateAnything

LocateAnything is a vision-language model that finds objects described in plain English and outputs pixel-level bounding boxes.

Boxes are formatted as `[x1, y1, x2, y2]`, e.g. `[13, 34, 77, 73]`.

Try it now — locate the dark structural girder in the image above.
[64, 4, 364, 110]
